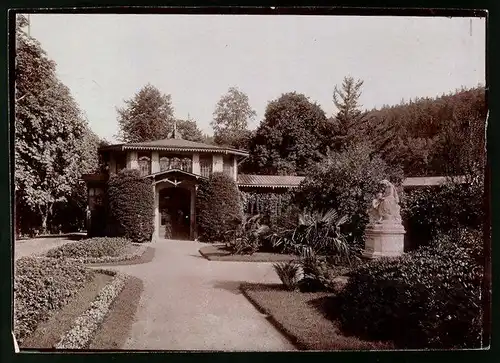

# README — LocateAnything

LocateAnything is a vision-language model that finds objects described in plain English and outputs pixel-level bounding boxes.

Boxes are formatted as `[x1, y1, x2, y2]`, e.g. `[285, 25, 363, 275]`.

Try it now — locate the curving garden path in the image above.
[95, 239, 295, 351]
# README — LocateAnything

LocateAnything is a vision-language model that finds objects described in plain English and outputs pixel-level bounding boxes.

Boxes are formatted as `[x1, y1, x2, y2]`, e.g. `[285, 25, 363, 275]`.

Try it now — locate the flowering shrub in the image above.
[55, 271, 128, 349]
[46, 237, 130, 260]
[337, 228, 484, 349]
[14, 257, 95, 344]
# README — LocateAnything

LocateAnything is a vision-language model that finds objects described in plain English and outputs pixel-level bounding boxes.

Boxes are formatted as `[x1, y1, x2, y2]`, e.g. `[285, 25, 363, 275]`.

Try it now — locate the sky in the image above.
[26, 14, 485, 143]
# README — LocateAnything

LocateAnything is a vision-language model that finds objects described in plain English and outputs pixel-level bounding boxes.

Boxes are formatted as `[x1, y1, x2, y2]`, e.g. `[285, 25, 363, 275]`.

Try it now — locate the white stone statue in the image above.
[367, 179, 402, 225]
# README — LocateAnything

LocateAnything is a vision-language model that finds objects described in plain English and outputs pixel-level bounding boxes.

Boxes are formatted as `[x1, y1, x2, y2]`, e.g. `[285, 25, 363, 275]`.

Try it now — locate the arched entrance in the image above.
[158, 187, 191, 240]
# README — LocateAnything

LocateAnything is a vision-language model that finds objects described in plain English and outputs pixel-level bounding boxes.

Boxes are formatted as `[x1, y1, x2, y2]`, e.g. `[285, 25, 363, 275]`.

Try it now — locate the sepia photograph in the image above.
[12, 9, 488, 352]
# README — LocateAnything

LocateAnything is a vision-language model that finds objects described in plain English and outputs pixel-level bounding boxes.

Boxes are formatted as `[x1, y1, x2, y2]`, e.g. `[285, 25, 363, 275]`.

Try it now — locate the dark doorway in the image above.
[159, 187, 191, 240]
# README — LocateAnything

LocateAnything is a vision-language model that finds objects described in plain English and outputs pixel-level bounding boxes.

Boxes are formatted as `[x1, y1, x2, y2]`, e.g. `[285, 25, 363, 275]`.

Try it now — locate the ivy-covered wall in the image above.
[240, 190, 294, 217]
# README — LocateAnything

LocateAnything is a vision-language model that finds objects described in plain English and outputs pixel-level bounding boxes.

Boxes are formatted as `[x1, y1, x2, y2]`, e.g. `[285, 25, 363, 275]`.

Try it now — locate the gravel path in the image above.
[100, 239, 296, 351]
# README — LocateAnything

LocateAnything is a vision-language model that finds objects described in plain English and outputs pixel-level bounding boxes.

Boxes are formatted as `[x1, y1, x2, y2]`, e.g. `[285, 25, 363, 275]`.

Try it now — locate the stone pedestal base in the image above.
[362, 223, 405, 259]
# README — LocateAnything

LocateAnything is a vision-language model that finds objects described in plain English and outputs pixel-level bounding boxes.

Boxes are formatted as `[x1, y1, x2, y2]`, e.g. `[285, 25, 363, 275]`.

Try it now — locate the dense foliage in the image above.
[14, 257, 95, 343]
[211, 87, 256, 148]
[296, 143, 404, 243]
[46, 237, 130, 259]
[362, 86, 486, 177]
[107, 169, 154, 242]
[338, 228, 484, 349]
[15, 15, 99, 236]
[401, 179, 485, 249]
[196, 172, 243, 243]
[245, 92, 335, 175]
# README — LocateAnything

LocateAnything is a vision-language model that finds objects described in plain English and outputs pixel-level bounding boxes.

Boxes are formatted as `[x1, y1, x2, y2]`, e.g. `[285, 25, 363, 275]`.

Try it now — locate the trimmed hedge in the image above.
[196, 172, 243, 243]
[46, 237, 130, 260]
[337, 228, 483, 349]
[107, 169, 154, 242]
[14, 257, 95, 344]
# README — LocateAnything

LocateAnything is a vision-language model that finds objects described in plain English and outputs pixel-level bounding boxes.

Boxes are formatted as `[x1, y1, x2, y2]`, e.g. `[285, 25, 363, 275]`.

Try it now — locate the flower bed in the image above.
[14, 257, 95, 344]
[55, 269, 128, 349]
[45, 237, 148, 264]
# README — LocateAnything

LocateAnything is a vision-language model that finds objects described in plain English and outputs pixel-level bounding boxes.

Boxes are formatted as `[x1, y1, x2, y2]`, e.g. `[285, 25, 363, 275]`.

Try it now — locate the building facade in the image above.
[83, 132, 303, 241]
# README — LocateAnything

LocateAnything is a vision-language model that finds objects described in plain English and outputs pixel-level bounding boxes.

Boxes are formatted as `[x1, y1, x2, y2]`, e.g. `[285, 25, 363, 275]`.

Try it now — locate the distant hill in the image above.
[360, 86, 486, 177]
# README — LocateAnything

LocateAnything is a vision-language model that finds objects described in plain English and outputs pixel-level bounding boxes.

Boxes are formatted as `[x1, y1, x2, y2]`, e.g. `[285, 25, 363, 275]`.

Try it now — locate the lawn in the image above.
[199, 244, 296, 262]
[240, 283, 394, 351]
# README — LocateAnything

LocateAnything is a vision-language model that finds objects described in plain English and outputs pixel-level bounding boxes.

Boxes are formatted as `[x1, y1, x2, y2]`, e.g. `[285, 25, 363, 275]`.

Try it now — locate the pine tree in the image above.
[331, 76, 367, 150]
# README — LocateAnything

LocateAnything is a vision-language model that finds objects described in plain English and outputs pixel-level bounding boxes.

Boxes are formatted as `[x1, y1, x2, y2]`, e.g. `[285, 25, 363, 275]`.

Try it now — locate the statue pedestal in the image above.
[362, 222, 405, 259]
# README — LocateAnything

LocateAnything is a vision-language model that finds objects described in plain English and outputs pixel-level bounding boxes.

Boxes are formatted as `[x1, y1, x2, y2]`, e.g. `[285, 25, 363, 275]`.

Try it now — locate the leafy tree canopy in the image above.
[211, 87, 256, 148]
[116, 83, 175, 143]
[245, 92, 334, 175]
[15, 14, 97, 234]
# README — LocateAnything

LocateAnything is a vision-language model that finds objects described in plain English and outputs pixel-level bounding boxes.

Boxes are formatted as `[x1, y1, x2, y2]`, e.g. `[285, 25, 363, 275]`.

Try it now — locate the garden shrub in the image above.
[46, 237, 130, 259]
[14, 257, 95, 344]
[337, 228, 484, 349]
[295, 142, 404, 245]
[107, 169, 154, 242]
[230, 214, 269, 255]
[401, 179, 484, 250]
[196, 172, 243, 243]
[273, 261, 301, 291]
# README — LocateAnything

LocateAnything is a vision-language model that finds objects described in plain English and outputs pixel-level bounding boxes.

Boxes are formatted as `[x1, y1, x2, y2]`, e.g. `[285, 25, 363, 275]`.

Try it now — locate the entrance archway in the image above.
[158, 187, 191, 240]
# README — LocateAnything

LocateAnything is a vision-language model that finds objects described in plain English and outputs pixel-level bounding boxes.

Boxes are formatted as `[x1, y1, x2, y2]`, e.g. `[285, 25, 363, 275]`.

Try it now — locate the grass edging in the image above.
[239, 284, 306, 351]
[199, 244, 296, 262]
[52, 243, 149, 264]
[54, 269, 128, 349]
[89, 246, 155, 266]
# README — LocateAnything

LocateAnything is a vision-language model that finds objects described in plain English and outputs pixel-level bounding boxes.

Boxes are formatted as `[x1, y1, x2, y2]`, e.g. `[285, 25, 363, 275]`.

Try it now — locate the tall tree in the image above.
[211, 87, 256, 148]
[332, 76, 367, 149]
[15, 14, 90, 234]
[174, 117, 205, 142]
[246, 92, 334, 175]
[116, 84, 175, 142]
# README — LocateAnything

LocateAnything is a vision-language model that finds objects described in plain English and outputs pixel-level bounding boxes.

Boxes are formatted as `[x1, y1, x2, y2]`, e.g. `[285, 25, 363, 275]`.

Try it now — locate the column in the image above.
[192, 153, 200, 175]
[109, 154, 117, 175]
[153, 185, 159, 241]
[233, 156, 238, 181]
[213, 154, 223, 173]
[151, 151, 160, 174]
[190, 186, 196, 240]
[126, 151, 139, 170]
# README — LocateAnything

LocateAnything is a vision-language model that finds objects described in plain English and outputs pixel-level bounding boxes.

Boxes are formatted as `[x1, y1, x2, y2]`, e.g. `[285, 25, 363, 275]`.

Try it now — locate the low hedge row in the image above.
[55, 270, 128, 349]
[46, 237, 130, 260]
[14, 257, 95, 344]
[337, 228, 483, 349]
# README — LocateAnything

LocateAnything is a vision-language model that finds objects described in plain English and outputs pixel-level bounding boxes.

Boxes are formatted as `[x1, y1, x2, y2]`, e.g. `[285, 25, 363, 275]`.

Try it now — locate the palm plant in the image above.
[229, 214, 270, 255]
[269, 208, 351, 259]
[273, 261, 301, 291]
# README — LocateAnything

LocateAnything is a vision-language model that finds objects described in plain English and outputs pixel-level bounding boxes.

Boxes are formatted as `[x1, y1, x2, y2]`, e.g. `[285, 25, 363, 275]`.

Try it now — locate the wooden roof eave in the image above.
[121, 145, 249, 156]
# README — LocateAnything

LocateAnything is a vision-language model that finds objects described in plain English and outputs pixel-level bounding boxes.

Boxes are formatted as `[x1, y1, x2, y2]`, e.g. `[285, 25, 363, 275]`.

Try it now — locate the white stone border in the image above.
[49, 243, 149, 264]
[54, 270, 128, 349]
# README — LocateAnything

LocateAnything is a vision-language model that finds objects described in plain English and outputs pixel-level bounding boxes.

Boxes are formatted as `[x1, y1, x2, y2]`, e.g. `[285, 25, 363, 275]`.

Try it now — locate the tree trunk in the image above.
[40, 203, 53, 235]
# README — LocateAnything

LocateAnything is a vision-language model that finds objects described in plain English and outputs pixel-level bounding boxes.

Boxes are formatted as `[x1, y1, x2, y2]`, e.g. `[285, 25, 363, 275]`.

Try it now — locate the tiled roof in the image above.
[237, 174, 305, 188]
[100, 138, 249, 156]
